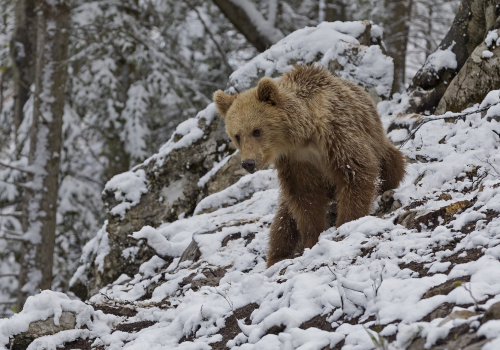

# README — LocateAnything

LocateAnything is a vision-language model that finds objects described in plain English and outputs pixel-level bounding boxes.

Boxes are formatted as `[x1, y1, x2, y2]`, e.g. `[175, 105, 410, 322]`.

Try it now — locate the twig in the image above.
[0, 274, 17, 278]
[474, 155, 500, 177]
[463, 283, 480, 312]
[0, 213, 22, 218]
[0, 235, 25, 241]
[0, 161, 34, 174]
[213, 286, 234, 311]
[0, 229, 23, 236]
[187, 2, 232, 73]
[400, 101, 500, 148]
[0, 179, 33, 189]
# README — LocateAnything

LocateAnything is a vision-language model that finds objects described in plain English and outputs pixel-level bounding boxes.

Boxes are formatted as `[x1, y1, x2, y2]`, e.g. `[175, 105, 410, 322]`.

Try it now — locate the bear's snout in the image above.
[241, 159, 256, 173]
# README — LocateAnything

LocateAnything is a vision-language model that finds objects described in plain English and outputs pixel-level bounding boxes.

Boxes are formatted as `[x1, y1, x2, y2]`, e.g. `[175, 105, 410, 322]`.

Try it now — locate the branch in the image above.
[1, 228, 23, 236]
[187, 2, 232, 73]
[0, 178, 33, 189]
[400, 101, 500, 148]
[0, 274, 17, 278]
[212, 0, 284, 52]
[0, 235, 25, 242]
[0, 161, 34, 174]
[0, 212, 22, 218]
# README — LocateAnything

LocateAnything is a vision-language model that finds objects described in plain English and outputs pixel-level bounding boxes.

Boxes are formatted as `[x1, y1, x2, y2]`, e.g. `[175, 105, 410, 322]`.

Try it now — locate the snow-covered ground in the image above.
[3, 89, 500, 349]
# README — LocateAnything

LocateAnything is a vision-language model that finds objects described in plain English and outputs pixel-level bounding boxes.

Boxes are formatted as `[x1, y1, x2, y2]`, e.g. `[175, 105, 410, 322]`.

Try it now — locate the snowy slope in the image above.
[3, 90, 500, 350]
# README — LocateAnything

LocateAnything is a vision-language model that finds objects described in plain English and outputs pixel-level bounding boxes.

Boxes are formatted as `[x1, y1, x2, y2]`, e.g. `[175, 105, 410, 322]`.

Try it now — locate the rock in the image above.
[483, 302, 500, 323]
[423, 277, 470, 299]
[437, 310, 476, 326]
[438, 193, 452, 201]
[178, 239, 202, 264]
[190, 267, 227, 290]
[178, 220, 259, 265]
[9, 312, 76, 350]
[375, 190, 402, 216]
[408, 323, 485, 350]
[436, 29, 500, 114]
[395, 200, 471, 231]
[387, 113, 424, 134]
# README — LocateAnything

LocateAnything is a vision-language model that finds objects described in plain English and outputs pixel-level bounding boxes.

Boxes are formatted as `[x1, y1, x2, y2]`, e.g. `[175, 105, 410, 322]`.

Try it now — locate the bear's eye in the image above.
[235, 134, 240, 143]
[253, 129, 261, 137]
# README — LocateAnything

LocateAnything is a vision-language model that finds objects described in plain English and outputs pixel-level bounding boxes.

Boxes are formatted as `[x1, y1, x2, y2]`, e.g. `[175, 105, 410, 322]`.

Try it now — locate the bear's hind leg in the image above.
[267, 201, 301, 268]
[380, 144, 406, 193]
[335, 169, 377, 227]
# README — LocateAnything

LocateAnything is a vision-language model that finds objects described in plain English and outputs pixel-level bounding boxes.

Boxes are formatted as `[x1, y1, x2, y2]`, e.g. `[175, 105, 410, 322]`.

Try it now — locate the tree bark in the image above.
[10, 0, 37, 138]
[212, 0, 284, 52]
[383, 0, 412, 94]
[404, 0, 500, 114]
[17, 0, 70, 311]
[435, 28, 500, 113]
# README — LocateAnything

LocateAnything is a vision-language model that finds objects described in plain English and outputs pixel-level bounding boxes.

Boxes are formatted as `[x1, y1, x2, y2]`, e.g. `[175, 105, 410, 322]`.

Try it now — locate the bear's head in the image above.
[213, 77, 290, 173]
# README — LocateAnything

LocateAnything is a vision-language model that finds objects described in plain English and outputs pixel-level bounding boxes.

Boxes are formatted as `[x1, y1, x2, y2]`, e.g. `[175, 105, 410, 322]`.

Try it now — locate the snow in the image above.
[228, 0, 284, 44]
[482, 50, 494, 59]
[104, 169, 149, 217]
[144, 103, 219, 167]
[485, 30, 500, 48]
[0, 291, 94, 344]
[70, 222, 110, 283]
[228, 21, 393, 98]
[197, 153, 233, 188]
[421, 45, 458, 73]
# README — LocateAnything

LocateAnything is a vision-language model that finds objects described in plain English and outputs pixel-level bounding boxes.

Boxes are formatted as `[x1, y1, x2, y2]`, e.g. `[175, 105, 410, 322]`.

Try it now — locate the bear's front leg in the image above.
[277, 161, 329, 251]
[267, 201, 301, 267]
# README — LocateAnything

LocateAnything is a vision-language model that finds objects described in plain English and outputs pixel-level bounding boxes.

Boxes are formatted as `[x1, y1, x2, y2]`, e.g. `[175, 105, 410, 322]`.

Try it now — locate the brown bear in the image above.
[213, 65, 405, 267]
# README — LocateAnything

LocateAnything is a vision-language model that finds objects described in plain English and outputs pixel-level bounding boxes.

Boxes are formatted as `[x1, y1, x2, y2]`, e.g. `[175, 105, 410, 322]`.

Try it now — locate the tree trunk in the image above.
[102, 56, 132, 181]
[384, 0, 412, 94]
[17, 0, 70, 311]
[212, 0, 284, 52]
[404, 0, 500, 114]
[435, 28, 500, 113]
[10, 0, 37, 138]
[325, 0, 347, 22]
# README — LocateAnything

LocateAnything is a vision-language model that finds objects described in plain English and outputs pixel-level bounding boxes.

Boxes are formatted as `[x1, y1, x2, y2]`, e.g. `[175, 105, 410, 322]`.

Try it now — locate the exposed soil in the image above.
[60, 338, 94, 350]
[115, 321, 157, 333]
[203, 303, 259, 349]
[92, 304, 137, 317]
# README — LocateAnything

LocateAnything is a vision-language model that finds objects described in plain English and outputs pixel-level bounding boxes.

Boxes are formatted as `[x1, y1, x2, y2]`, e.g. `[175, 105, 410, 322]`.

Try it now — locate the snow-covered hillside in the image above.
[3, 21, 500, 350]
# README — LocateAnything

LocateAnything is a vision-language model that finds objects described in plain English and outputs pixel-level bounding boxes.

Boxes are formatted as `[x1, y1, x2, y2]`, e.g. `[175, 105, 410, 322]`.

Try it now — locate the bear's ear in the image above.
[213, 90, 237, 118]
[256, 77, 280, 105]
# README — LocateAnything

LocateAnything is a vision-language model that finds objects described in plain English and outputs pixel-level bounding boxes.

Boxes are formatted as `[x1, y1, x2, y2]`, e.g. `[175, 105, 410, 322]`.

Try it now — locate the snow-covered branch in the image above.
[213, 0, 284, 52]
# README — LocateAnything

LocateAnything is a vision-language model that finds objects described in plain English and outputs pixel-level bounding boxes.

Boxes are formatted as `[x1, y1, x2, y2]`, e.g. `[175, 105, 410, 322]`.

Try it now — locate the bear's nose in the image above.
[241, 159, 256, 173]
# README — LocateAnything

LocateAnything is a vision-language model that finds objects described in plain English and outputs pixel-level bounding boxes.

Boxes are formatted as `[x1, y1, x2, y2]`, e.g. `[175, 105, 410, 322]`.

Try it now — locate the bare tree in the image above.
[10, 0, 37, 139]
[383, 0, 413, 94]
[17, 0, 70, 311]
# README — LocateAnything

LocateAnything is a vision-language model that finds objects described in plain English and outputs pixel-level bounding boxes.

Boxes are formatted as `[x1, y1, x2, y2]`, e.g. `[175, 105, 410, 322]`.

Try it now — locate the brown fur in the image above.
[213, 65, 406, 267]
